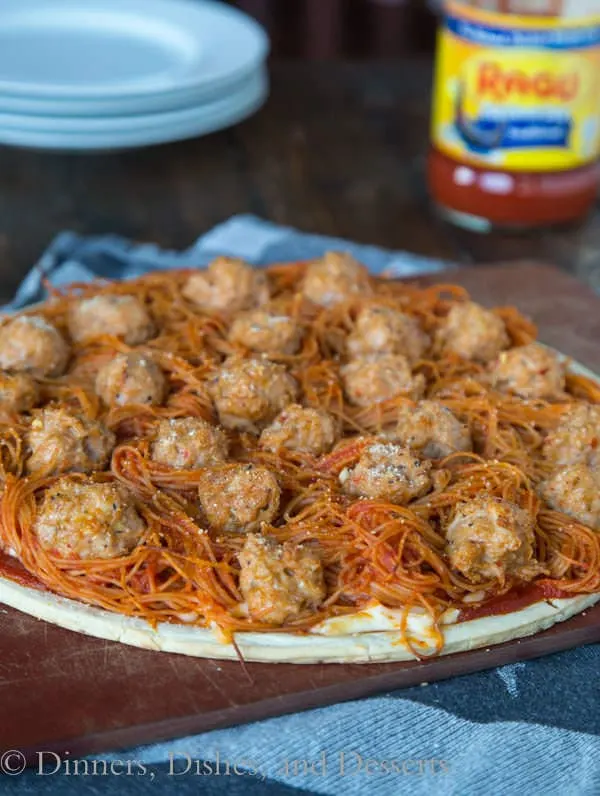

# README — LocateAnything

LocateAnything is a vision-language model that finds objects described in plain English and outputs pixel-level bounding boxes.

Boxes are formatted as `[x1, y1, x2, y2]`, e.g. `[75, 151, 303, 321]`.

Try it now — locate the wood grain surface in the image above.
[2, 260, 600, 762]
[0, 62, 599, 304]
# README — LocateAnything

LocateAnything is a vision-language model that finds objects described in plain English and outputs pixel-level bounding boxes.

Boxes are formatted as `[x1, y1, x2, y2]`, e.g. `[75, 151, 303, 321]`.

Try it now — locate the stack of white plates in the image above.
[0, 0, 269, 150]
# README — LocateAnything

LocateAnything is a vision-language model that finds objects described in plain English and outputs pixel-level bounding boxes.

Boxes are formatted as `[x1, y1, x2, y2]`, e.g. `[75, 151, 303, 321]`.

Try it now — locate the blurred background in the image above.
[0, 0, 595, 298]
[226, 0, 437, 58]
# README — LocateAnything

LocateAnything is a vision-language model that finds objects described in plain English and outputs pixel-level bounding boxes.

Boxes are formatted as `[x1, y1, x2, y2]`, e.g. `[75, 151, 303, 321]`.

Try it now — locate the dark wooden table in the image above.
[1, 60, 599, 303]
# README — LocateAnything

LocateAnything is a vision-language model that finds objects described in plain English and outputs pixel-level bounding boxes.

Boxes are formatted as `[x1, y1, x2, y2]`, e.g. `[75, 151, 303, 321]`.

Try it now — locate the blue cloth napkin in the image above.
[6, 216, 600, 796]
[6, 213, 448, 310]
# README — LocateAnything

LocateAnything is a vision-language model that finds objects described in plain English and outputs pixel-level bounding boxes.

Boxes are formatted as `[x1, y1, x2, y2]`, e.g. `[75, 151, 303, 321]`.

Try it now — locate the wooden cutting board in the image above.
[2, 261, 600, 761]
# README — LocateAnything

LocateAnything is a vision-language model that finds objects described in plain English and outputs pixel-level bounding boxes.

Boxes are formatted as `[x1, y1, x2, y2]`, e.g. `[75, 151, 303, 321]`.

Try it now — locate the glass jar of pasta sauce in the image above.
[428, 0, 600, 231]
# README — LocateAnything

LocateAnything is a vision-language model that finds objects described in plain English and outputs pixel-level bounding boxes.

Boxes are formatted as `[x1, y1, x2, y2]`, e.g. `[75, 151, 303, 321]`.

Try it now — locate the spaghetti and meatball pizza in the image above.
[0, 252, 598, 663]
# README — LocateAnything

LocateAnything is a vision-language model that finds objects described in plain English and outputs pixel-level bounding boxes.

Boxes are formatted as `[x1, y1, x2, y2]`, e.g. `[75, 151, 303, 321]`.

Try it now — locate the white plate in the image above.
[0, 0, 268, 98]
[0, 65, 263, 117]
[0, 68, 266, 132]
[0, 72, 268, 150]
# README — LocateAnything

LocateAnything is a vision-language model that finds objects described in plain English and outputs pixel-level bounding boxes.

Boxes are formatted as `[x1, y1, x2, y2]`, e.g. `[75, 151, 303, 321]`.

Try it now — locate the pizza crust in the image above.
[0, 575, 597, 663]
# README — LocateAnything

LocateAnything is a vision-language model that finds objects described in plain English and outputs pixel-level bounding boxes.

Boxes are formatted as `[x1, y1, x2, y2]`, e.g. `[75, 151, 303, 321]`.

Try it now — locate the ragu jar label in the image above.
[428, 0, 600, 228]
[431, 0, 600, 172]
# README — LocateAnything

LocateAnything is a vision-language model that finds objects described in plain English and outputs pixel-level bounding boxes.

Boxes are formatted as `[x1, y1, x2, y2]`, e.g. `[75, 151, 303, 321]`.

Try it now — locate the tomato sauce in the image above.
[428, 0, 600, 230]
[458, 581, 571, 622]
[0, 550, 45, 591]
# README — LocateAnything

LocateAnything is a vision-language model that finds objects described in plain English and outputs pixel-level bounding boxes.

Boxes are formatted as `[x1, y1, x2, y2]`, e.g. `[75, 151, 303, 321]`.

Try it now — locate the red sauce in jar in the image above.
[428, 1, 600, 230]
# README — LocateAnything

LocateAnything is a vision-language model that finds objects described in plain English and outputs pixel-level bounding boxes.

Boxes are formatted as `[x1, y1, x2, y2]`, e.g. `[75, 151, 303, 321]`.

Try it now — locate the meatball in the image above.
[150, 417, 227, 469]
[25, 408, 115, 476]
[0, 372, 39, 414]
[340, 442, 432, 503]
[0, 315, 69, 377]
[34, 476, 146, 560]
[543, 403, 600, 468]
[391, 400, 472, 459]
[436, 301, 509, 362]
[182, 257, 269, 314]
[347, 305, 429, 363]
[238, 534, 325, 625]
[228, 309, 303, 356]
[302, 251, 369, 307]
[208, 357, 298, 433]
[492, 343, 565, 400]
[340, 355, 424, 407]
[446, 497, 544, 583]
[68, 294, 155, 345]
[197, 464, 280, 534]
[95, 352, 166, 407]
[259, 404, 339, 456]
[539, 464, 600, 529]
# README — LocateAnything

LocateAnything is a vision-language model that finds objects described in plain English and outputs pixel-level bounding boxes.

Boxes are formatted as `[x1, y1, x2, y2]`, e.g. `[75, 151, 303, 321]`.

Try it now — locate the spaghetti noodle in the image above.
[0, 259, 598, 651]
